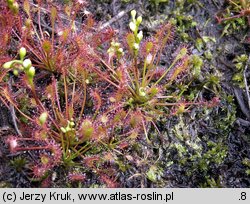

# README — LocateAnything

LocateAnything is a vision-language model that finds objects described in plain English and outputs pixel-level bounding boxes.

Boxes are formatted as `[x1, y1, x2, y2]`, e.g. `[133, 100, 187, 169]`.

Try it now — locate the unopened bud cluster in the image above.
[2, 47, 35, 86]
[129, 10, 143, 54]
[60, 118, 75, 133]
[107, 41, 124, 60]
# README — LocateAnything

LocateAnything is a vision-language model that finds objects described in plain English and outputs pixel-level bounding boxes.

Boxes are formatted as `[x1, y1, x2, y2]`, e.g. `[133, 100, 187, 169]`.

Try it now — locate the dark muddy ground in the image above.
[0, 0, 250, 187]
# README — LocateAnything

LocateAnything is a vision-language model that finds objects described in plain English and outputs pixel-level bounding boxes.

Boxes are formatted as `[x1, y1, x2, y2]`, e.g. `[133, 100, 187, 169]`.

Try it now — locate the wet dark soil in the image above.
[0, 0, 250, 187]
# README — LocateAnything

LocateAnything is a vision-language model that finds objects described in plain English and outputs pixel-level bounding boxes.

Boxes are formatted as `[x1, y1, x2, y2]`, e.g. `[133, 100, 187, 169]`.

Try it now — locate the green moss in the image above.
[10, 157, 27, 172]
[232, 54, 248, 88]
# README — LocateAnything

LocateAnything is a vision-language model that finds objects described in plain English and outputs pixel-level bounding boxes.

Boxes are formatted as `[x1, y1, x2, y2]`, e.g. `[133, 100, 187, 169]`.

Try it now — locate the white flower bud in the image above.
[114, 42, 120, 47]
[131, 10, 136, 20]
[23, 59, 32, 69]
[19, 47, 26, 61]
[27, 66, 35, 79]
[129, 22, 136, 32]
[133, 43, 139, 50]
[117, 48, 124, 54]
[137, 31, 143, 41]
[39, 112, 48, 125]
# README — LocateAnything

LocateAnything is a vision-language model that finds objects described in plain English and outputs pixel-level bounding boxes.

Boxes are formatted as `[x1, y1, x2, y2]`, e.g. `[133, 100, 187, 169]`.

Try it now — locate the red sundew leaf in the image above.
[129, 111, 143, 128]
[83, 155, 101, 168]
[99, 27, 116, 44]
[23, 0, 30, 16]
[168, 56, 189, 83]
[78, 119, 94, 142]
[50, 6, 57, 44]
[42, 40, 52, 54]
[118, 141, 129, 150]
[99, 174, 119, 188]
[48, 141, 62, 165]
[68, 172, 86, 182]
[144, 40, 154, 55]
[65, 5, 71, 17]
[50, 6, 57, 26]
[68, 104, 74, 120]
[155, 23, 175, 51]
[32, 165, 48, 178]
[126, 32, 136, 53]
[90, 89, 102, 112]
[41, 176, 52, 188]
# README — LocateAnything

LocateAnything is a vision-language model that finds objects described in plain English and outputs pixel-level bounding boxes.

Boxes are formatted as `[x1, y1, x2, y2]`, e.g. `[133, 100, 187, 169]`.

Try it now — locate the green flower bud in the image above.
[23, 59, 32, 69]
[128, 97, 134, 104]
[19, 47, 26, 61]
[129, 22, 136, 32]
[65, 125, 71, 132]
[27, 66, 35, 79]
[3, 61, 14, 69]
[136, 16, 142, 25]
[131, 10, 136, 20]
[69, 121, 75, 127]
[13, 69, 19, 76]
[39, 112, 48, 125]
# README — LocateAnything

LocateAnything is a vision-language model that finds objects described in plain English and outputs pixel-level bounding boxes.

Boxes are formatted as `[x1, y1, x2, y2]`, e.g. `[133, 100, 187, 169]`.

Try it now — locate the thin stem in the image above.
[243, 55, 250, 111]
[16, 146, 50, 152]
[2, 88, 34, 122]
[133, 58, 140, 90]
[142, 59, 148, 87]
[71, 69, 77, 115]
[219, 14, 243, 23]
[98, 56, 117, 76]
[142, 119, 151, 144]
[71, 143, 92, 159]
[53, 76, 62, 113]
[79, 78, 87, 120]
[38, 5, 44, 40]
[92, 67, 119, 88]
[60, 133, 66, 156]
[63, 71, 69, 119]
[30, 87, 60, 131]
[154, 58, 178, 86]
